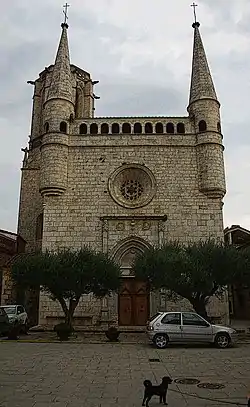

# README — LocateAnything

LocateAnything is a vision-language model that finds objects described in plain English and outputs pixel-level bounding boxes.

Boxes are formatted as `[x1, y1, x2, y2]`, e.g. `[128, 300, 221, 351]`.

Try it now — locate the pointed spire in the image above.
[47, 22, 73, 103]
[189, 22, 218, 106]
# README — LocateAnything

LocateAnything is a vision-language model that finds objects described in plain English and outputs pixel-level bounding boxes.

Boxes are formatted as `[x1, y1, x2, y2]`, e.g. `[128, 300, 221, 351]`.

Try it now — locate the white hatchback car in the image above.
[0, 305, 28, 333]
[147, 311, 238, 349]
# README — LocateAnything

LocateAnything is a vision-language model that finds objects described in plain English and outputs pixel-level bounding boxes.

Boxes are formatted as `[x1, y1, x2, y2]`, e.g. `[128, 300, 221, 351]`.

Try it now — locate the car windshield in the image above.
[149, 312, 161, 322]
[2, 307, 16, 315]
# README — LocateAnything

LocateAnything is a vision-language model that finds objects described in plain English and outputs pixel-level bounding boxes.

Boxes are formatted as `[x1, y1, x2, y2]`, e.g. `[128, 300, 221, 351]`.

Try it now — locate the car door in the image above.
[181, 312, 213, 343]
[159, 312, 182, 342]
[0, 308, 6, 324]
[17, 306, 26, 325]
[0, 308, 9, 334]
[0, 308, 8, 324]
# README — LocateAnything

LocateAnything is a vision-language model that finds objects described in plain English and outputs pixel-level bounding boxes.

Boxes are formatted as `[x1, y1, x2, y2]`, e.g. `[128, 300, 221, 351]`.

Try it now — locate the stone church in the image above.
[17, 17, 228, 328]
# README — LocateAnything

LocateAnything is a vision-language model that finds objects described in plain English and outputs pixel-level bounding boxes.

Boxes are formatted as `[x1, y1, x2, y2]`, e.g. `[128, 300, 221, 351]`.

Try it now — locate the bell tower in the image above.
[39, 19, 74, 198]
[187, 17, 226, 199]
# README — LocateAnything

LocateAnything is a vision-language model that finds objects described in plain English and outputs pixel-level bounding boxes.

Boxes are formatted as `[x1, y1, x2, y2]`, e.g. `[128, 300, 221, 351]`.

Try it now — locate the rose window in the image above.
[108, 164, 156, 208]
[121, 180, 144, 201]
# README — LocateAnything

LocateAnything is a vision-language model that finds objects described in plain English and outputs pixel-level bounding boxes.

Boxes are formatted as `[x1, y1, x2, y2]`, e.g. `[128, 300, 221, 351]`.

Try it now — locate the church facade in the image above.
[17, 19, 229, 328]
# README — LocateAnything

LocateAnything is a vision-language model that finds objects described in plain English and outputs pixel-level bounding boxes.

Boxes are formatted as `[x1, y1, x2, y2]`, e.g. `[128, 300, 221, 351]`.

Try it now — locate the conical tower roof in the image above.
[47, 23, 73, 103]
[189, 22, 218, 105]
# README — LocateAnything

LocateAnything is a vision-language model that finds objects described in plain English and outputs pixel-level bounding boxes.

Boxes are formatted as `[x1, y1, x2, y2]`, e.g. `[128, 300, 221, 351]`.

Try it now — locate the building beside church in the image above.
[17, 16, 228, 328]
[0, 230, 26, 306]
[225, 225, 250, 321]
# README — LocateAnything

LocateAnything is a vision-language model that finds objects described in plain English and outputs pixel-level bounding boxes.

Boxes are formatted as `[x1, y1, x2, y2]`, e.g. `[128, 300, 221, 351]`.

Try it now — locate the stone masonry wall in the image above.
[1, 266, 16, 305]
[17, 148, 43, 252]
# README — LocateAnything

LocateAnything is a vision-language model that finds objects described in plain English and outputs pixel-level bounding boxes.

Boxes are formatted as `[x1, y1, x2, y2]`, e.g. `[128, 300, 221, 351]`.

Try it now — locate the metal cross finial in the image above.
[191, 2, 198, 23]
[63, 3, 70, 24]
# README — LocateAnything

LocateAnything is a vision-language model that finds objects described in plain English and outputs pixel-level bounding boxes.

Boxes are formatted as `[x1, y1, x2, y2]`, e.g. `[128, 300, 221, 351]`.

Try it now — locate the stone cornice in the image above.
[100, 215, 168, 221]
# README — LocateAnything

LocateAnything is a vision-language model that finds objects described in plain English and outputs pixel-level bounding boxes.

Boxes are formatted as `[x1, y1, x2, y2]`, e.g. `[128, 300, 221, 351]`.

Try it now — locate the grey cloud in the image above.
[0, 164, 20, 231]
[223, 122, 250, 148]
[97, 82, 185, 117]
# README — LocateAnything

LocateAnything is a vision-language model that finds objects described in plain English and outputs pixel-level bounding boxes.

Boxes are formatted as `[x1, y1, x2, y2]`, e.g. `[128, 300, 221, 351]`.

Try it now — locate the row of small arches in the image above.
[44, 121, 68, 133]
[79, 122, 186, 135]
[44, 120, 221, 135]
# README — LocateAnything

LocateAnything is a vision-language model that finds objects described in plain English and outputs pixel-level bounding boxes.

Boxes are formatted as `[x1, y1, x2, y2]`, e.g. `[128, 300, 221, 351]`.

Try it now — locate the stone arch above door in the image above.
[111, 236, 151, 277]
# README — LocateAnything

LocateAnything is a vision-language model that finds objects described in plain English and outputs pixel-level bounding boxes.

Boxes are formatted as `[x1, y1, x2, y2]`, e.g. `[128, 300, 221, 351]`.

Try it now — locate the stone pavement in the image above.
[7, 331, 151, 344]
[9, 330, 250, 343]
[0, 341, 250, 407]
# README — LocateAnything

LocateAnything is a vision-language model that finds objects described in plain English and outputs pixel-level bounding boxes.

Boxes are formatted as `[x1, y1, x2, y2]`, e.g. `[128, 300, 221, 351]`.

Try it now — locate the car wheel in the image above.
[153, 334, 169, 349]
[214, 333, 231, 349]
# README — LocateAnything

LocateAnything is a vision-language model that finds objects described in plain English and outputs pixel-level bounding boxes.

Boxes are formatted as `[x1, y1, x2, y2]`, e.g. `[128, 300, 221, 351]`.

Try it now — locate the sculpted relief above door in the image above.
[119, 247, 141, 277]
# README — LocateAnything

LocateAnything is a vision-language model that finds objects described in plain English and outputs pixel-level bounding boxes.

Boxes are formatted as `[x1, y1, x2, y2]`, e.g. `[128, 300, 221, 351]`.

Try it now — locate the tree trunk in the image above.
[191, 298, 209, 321]
[58, 296, 81, 329]
[68, 296, 81, 328]
[57, 298, 71, 327]
[65, 310, 73, 328]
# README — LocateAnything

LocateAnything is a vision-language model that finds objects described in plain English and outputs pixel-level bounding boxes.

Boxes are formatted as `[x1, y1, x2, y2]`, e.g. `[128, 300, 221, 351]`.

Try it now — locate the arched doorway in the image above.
[112, 237, 150, 326]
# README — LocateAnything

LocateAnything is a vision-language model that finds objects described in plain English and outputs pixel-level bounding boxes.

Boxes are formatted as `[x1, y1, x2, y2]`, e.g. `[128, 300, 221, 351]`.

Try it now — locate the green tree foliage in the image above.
[133, 240, 249, 319]
[11, 248, 121, 327]
[237, 246, 250, 285]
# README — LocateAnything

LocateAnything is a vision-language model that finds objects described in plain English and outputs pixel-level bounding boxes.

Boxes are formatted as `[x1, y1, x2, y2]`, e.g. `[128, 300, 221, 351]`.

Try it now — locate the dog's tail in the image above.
[143, 380, 152, 388]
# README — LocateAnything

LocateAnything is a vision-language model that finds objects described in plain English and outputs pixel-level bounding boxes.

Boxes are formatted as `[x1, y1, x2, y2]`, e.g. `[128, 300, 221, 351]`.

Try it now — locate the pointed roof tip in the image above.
[55, 22, 70, 64]
[46, 20, 73, 104]
[192, 21, 200, 28]
[189, 20, 218, 106]
[61, 22, 69, 29]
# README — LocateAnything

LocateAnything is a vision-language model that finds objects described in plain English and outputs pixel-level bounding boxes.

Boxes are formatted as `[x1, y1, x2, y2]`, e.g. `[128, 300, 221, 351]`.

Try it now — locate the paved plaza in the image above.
[0, 340, 250, 407]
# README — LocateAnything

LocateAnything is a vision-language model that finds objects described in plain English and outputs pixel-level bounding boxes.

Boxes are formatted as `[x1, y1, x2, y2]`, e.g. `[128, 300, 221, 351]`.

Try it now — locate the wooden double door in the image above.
[118, 279, 149, 326]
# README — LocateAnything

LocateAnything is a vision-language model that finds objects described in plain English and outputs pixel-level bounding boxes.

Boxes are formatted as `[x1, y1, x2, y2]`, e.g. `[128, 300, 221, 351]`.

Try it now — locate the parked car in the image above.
[147, 311, 238, 349]
[0, 305, 28, 333]
[0, 307, 11, 337]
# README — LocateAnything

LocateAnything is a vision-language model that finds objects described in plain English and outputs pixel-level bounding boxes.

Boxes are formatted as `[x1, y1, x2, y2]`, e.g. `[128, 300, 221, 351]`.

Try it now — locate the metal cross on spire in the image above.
[63, 2, 70, 24]
[191, 2, 198, 23]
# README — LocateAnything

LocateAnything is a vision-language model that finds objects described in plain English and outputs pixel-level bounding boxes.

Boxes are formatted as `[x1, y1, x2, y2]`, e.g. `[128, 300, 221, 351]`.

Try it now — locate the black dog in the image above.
[142, 376, 172, 406]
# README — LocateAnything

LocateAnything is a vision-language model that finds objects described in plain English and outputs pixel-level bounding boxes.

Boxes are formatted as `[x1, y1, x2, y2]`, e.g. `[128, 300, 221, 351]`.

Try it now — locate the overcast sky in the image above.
[0, 0, 250, 233]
